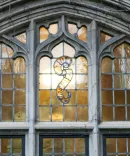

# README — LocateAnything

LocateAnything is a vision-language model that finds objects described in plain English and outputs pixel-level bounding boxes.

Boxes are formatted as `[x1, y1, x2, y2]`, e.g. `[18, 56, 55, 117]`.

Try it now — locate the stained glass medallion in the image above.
[39, 42, 88, 121]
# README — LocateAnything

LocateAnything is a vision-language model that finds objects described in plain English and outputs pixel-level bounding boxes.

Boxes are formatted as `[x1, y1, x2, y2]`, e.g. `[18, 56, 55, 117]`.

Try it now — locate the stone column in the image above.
[28, 19, 36, 156]
[89, 20, 100, 156]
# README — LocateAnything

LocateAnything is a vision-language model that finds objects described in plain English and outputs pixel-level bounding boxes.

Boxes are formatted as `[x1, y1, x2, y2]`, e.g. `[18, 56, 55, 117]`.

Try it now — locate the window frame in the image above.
[36, 15, 91, 123]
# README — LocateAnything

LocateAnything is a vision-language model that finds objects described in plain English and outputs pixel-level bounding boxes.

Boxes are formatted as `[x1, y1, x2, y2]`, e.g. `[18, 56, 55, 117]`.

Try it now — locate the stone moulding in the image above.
[0, 0, 130, 36]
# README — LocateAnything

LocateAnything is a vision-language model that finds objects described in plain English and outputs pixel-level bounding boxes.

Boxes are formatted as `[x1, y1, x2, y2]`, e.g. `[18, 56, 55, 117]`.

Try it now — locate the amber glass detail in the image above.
[78, 26, 87, 42]
[102, 57, 112, 73]
[15, 32, 26, 44]
[68, 23, 87, 42]
[77, 56, 88, 73]
[101, 31, 112, 44]
[39, 42, 88, 121]
[40, 27, 49, 43]
[68, 23, 78, 34]
[106, 138, 116, 153]
[102, 42, 130, 121]
[49, 23, 58, 34]
[40, 23, 58, 43]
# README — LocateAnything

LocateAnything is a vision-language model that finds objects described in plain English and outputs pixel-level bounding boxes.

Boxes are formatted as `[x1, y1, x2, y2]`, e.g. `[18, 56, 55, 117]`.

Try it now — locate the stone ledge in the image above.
[99, 122, 130, 129]
[35, 122, 94, 129]
[0, 122, 29, 129]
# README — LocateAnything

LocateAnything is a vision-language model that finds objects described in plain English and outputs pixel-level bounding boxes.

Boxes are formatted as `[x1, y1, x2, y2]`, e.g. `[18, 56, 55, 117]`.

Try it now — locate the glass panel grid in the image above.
[0, 44, 26, 122]
[102, 43, 130, 121]
[106, 137, 130, 156]
[42, 137, 87, 156]
[39, 42, 88, 121]
[0, 137, 23, 155]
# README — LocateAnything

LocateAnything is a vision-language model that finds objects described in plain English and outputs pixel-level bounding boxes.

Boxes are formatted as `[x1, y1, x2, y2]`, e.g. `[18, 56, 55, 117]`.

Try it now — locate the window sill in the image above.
[99, 122, 130, 129]
[35, 122, 94, 129]
[0, 122, 29, 129]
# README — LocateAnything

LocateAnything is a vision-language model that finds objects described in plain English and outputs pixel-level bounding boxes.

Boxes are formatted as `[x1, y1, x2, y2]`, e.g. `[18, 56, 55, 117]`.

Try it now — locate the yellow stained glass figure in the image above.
[54, 56, 73, 104]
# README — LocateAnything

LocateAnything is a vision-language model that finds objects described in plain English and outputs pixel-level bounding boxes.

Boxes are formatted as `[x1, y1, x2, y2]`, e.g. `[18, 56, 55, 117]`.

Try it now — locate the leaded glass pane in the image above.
[49, 23, 58, 34]
[40, 27, 49, 43]
[78, 26, 87, 42]
[101, 32, 112, 44]
[52, 106, 63, 121]
[102, 42, 130, 121]
[51, 43, 63, 57]
[14, 106, 26, 121]
[102, 57, 112, 73]
[15, 32, 26, 44]
[105, 137, 130, 156]
[77, 56, 88, 74]
[2, 59, 13, 73]
[2, 90, 13, 104]
[39, 107, 50, 121]
[2, 106, 12, 121]
[68, 24, 78, 34]
[42, 138, 87, 155]
[14, 57, 26, 73]
[40, 23, 58, 43]
[68, 23, 87, 42]
[12, 138, 22, 153]
[43, 139, 52, 153]
[0, 43, 26, 122]
[0, 137, 24, 155]
[39, 42, 88, 121]
[2, 44, 13, 58]
[106, 138, 116, 153]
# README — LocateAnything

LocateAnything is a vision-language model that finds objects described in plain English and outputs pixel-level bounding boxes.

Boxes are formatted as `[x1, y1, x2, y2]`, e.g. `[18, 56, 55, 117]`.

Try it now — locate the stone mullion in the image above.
[28, 20, 36, 156]
[89, 20, 100, 156]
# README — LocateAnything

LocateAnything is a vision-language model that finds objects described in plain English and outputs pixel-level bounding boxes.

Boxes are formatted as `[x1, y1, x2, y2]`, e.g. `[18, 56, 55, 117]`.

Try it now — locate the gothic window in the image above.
[1, 0, 130, 156]
[102, 42, 130, 121]
[39, 42, 88, 121]
[0, 43, 26, 122]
